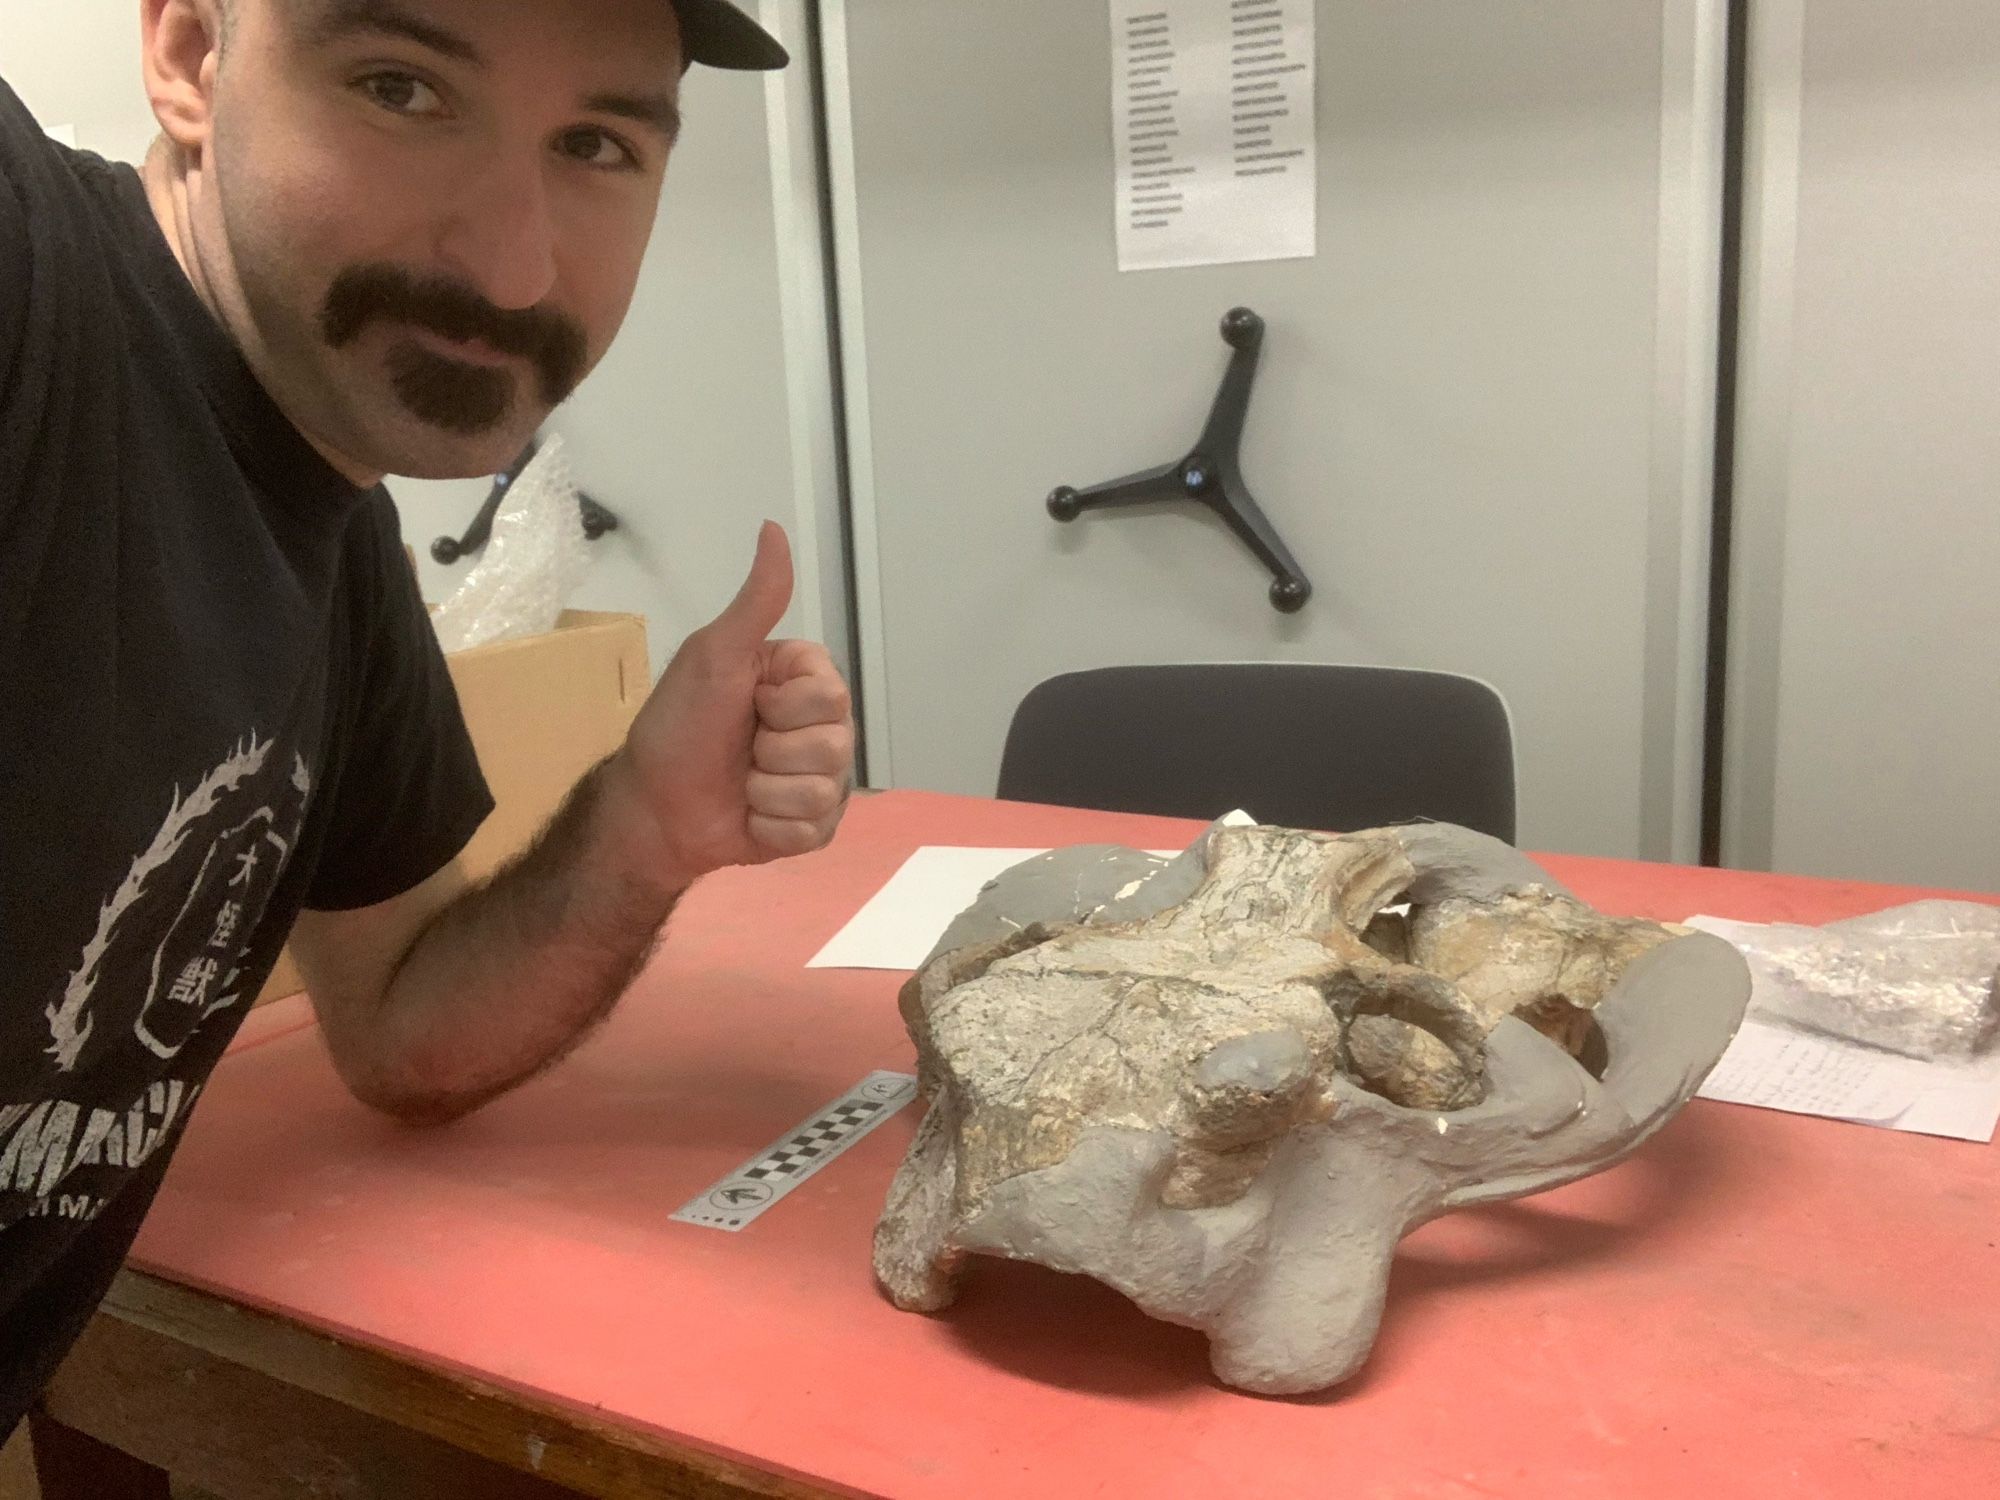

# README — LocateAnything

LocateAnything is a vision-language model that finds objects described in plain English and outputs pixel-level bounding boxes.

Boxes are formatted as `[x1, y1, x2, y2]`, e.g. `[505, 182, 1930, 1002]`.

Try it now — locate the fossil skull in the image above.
[873, 822, 1749, 1395]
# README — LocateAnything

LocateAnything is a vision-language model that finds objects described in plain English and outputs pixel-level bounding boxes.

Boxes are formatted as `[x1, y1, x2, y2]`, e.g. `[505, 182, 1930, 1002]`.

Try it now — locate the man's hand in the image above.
[297, 521, 855, 1125]
[292, 524, 848, 1120]
[607, 521, 856, 892]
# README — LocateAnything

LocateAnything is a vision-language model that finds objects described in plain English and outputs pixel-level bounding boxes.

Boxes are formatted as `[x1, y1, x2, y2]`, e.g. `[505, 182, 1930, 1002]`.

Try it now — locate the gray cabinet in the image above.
[826, 0, 1727, 859]
[1725, 0, 2000, 890]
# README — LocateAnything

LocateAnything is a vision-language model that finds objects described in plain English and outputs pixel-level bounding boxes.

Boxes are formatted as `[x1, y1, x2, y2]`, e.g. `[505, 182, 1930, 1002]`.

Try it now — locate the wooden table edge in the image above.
[39, 1269, 845, 1500]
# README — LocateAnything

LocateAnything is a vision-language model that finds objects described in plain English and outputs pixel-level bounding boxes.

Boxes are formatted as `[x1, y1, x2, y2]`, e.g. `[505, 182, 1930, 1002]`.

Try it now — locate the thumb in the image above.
[707, 520, 793, 646]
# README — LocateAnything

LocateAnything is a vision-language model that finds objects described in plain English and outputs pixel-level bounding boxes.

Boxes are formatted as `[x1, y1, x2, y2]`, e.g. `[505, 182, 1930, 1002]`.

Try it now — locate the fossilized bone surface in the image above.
[873, 823, 1749, 1395]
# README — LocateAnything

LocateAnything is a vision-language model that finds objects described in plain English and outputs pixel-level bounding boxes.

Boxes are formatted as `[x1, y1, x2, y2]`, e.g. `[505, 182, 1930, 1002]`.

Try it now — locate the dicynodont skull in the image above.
[872, 822, 1750, 1396]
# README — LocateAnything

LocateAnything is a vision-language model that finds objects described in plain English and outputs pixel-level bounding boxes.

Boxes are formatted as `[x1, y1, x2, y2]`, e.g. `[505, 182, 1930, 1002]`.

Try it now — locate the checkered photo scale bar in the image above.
[671, 1071, 920, 1232]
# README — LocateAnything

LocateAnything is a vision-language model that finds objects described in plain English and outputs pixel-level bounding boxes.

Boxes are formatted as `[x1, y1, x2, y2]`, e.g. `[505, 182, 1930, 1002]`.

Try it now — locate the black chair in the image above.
[996, 663, 1517, 843]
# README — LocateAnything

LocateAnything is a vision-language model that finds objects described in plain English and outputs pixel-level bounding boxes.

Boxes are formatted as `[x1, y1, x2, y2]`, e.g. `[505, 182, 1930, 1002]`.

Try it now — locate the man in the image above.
[0, 0, 855, 1430]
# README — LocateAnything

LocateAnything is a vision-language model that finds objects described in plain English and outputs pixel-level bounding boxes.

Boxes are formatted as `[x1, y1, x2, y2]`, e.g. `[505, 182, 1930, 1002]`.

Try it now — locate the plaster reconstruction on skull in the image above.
[872, 822, 1750, 1396]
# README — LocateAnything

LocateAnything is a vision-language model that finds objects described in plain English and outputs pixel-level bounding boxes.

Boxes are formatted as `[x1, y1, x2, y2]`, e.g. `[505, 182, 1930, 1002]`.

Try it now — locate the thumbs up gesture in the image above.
[609, 522, 856, 892]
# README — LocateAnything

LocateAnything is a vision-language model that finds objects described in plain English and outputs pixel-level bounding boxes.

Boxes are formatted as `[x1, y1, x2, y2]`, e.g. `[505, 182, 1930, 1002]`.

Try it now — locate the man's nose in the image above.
[433, 150, 561, 313]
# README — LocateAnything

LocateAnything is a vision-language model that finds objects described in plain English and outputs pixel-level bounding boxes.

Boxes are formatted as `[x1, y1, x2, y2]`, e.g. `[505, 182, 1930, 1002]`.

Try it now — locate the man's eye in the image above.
[358, 72, 445, 117]
[558, 127, 639, 171]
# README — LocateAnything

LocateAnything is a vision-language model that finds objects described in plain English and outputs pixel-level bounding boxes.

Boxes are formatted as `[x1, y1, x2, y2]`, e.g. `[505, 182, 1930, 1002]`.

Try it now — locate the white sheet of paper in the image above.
[1695, 1019, 1919, 1122]
[1110, 0, 1317, 272]
[806, 848, 1068, 971]
[808, 812, 1256, 971]
[1689, 915, 2000, 1143]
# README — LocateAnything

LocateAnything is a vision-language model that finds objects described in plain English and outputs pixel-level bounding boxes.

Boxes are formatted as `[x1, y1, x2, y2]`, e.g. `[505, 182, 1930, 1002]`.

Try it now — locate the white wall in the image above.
[2, 3, 165, 165]
[0, 0, 851, 687]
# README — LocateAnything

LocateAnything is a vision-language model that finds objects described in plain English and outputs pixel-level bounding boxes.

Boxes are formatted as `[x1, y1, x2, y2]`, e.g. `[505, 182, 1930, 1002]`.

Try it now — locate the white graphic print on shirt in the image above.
[44, 733, 308, 1071]
[3, 732, 310, 1230]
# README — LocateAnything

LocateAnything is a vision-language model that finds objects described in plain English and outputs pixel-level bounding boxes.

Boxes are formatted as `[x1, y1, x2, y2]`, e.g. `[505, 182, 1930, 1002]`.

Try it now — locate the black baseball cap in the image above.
[672, 0, 789, 70]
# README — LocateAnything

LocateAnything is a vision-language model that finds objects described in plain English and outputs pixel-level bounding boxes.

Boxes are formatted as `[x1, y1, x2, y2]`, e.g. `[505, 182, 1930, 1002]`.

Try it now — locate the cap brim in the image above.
[674, 0, 790, 70]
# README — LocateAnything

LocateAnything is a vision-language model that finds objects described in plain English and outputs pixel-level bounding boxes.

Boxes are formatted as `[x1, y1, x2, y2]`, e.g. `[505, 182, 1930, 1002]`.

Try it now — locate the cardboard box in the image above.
[257, 610, 650, 1004]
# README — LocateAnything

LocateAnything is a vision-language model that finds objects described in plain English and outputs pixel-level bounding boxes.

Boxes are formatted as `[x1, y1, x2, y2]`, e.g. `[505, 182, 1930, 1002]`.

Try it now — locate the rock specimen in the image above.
[873, 822, 1750, 1395]
[1695, 902, 2000, 1061]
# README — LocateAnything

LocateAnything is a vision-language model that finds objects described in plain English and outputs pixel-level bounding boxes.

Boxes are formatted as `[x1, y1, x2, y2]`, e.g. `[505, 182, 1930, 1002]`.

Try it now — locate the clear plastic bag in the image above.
[429, 434, 592, 653]
[1702, 901, 2000, 1061]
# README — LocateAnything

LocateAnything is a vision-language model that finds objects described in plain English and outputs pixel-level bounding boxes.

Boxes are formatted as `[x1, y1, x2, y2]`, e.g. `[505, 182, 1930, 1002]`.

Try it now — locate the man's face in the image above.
[194, 0, 683, 480]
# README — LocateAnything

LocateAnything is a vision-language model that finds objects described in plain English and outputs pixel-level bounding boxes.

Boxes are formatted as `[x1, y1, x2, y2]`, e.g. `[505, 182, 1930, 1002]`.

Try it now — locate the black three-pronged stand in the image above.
[1046, 307, 1310, 613]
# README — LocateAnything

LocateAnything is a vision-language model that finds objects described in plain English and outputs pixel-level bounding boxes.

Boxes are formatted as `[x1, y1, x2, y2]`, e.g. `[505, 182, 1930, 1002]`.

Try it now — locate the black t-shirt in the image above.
[0, 79, 495, 1425]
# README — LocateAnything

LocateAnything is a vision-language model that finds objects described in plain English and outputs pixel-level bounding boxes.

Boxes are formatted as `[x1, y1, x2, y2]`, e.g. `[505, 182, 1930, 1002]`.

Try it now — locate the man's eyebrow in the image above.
[585, 91, 683, 142]
[300, 0, 485, 66]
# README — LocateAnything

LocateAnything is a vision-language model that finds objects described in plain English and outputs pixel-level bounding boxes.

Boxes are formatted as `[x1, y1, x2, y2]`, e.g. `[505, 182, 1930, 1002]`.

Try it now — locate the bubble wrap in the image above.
[1712, 901, 2000, 1061]
[430, 433, 592, 653]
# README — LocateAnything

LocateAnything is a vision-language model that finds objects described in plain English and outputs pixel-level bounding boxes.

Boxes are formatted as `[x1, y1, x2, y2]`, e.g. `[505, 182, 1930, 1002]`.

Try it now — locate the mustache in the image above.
[318, 263, 589, 408]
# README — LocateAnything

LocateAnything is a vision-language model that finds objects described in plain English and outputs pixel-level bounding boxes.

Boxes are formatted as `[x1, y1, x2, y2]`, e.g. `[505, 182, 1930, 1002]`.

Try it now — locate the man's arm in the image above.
[290, 522, 853, 1125]
[290, 755, 680, 1125]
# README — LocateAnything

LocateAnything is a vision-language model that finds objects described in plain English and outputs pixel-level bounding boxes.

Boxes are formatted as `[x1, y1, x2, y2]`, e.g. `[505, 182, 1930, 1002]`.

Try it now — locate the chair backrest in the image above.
[996, 663, 1517, 843]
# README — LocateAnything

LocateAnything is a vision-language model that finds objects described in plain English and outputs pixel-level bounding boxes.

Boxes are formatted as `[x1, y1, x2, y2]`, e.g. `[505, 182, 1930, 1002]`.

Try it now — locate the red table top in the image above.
[133, 791, 2000, 1498]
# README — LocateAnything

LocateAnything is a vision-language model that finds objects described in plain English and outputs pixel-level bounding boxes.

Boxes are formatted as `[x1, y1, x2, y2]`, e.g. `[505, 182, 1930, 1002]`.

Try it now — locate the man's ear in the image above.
[142, 0, 226, 154]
